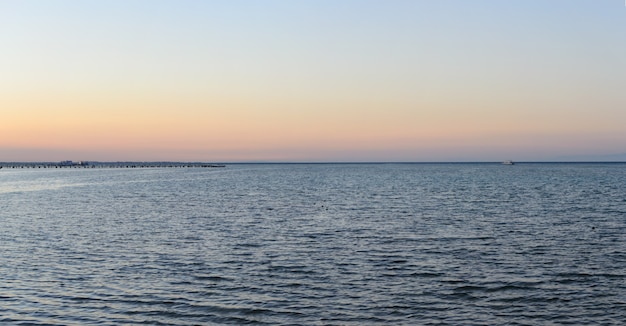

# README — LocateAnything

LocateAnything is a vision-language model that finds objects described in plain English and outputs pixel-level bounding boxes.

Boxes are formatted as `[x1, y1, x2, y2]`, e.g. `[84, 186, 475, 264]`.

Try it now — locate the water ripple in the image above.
[1, 164, 626, 324]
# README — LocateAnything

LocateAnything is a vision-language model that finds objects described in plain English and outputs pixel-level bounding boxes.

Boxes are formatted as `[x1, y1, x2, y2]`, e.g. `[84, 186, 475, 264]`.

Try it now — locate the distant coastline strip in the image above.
[0, 161, 226, 169]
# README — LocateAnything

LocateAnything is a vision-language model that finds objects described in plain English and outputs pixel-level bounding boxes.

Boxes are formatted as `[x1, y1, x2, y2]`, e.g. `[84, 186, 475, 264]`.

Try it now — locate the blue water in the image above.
[1, 163, 625, 325]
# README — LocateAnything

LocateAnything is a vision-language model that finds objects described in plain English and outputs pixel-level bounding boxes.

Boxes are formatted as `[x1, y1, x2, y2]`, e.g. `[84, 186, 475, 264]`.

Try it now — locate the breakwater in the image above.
[0, 162, 225, 169]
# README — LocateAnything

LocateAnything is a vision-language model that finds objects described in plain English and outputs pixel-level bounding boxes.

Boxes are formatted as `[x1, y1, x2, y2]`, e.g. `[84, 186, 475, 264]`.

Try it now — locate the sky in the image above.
[1, 0, 625, 162]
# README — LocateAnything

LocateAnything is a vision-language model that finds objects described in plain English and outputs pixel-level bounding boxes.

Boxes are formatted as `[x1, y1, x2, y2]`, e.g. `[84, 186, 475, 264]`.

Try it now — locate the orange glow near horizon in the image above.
[4, 91, 623, 162]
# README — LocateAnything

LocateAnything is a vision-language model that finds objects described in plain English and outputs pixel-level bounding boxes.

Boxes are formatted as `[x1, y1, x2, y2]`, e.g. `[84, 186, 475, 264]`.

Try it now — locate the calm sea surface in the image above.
[1, 163, 625, 325]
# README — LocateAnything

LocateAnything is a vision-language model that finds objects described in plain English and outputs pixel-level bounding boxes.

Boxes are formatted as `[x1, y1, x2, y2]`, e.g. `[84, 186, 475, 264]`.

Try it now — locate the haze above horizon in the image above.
[2, 1, 625, 162]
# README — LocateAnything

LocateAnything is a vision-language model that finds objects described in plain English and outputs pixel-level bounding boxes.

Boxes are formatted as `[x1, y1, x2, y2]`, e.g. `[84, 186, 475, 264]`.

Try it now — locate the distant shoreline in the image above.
[1, 161, 625, 170]
[0, 162, 226, 169]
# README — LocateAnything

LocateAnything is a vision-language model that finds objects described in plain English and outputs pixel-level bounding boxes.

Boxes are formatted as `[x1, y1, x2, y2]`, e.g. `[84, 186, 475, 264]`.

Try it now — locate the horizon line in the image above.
[2, 161, 626, 165]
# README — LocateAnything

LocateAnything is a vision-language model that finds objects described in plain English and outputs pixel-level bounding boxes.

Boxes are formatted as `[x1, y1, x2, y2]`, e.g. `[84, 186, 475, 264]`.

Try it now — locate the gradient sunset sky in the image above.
[1, 0, 625, 162]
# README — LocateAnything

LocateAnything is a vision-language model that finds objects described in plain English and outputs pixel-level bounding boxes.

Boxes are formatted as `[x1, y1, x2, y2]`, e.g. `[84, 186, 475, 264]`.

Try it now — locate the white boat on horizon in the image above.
[502, 160, 514, 165]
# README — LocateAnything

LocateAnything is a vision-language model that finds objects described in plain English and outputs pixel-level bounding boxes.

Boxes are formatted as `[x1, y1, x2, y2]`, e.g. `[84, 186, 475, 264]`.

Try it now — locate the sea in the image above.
[1, 163, 625, 325]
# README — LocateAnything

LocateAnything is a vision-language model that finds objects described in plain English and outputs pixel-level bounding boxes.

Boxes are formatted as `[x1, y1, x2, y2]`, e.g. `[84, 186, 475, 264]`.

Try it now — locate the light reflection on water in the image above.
[1, 163, 626, 325]
[0, 171, 86, 194]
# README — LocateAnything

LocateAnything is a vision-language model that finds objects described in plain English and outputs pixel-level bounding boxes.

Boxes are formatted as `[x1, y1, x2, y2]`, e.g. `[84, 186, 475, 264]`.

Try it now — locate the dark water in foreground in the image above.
[1, 163, 625, 325]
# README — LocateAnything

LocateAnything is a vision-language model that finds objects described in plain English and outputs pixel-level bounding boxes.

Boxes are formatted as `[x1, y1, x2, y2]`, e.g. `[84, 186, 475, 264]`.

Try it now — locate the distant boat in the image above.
[502, 160, 514, 165]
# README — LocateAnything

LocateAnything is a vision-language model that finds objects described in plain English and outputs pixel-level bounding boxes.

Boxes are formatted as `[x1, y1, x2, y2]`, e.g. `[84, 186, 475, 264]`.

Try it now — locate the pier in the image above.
[0, 161, 226, 169]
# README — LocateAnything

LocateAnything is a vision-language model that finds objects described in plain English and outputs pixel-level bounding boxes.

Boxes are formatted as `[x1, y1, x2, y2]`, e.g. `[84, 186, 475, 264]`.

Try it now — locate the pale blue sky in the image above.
[1, 0, 625, 161]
